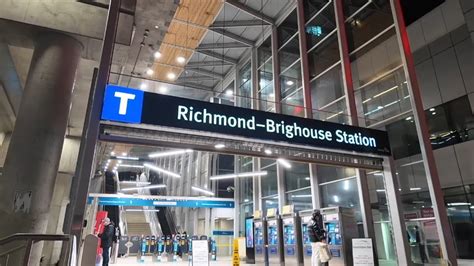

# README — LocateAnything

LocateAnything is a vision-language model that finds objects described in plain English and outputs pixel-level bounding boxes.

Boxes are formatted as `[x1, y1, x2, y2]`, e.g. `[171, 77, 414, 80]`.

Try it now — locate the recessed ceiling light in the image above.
[146, 68, 154, 76]
[154, 51, 162, 59]
[405, 116, 412, 121]
[286, 80, 294, 86]
[110, 152, 115, 156]
[140, 83, 148, 90]
[122, 152, 127, 156]
[214, 144, 225, 149]
[225, 89, 233, 96]
[167, 72, 176, 80]
[429, 108, 435, 112]
[277, 158, 292, 168]
[264, 149, 272, 155]
[176, 56, 186, 64]
[154, 25, 159, 29]
[159, 86, 168, 93]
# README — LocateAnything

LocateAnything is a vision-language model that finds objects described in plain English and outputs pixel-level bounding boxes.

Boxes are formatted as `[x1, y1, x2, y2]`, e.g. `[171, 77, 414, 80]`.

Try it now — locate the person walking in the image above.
[308, 210, 332, 266]
[98, 217, 115, 266]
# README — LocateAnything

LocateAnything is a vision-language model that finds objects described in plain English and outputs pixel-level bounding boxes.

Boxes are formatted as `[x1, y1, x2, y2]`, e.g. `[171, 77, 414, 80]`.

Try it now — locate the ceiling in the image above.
[0, 0, 293, 139]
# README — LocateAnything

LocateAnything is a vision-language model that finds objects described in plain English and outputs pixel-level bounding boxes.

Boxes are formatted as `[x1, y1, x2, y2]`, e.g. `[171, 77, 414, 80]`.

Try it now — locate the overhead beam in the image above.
[225, 0, 275, 25]
[185, 68, 225, 79]
[186, 61, 233, 68]
[179, 82, 215, 90]
[197, 42, 249, 50]
[197, 50, 238, 64]
[210, 20, 270, 28]
[177, 76, 220, 82]
[209, 28, 254, 47]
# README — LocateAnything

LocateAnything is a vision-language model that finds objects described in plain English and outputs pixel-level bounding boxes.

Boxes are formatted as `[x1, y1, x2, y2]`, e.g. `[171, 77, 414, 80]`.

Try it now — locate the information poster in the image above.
[352, 238, 374, 265]
[192, 240, 209, 266]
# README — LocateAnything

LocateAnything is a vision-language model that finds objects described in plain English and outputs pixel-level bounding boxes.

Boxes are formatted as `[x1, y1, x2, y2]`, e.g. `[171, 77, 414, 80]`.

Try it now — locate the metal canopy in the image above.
[99, 123, 384, 171]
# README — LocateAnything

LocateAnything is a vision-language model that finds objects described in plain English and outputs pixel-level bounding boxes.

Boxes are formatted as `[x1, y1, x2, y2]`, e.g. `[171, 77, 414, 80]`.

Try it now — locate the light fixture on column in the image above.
[191, 186, 215, 196]
[277, 158, 292, 168]
[144, 163, 181, 178]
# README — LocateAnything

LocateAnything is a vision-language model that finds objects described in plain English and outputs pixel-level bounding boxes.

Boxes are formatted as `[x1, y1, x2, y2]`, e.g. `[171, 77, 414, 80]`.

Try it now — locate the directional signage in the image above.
[88, 196, 235, 208]
[101, 85, 391, 155]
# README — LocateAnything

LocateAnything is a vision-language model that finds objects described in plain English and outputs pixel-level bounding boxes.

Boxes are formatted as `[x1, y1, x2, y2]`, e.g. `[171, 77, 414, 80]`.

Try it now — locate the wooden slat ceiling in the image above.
[151, 0, 223, 82]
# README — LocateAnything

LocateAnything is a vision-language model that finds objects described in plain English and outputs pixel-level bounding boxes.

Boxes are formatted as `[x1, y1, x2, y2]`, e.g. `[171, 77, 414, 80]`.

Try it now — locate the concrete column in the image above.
[0, 31, 81, 262]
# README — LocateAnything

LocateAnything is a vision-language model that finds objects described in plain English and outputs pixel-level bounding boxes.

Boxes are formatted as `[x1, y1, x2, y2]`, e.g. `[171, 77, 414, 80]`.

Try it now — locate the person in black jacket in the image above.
[308, 210, 329, 266]
[98, 218, 115, 266]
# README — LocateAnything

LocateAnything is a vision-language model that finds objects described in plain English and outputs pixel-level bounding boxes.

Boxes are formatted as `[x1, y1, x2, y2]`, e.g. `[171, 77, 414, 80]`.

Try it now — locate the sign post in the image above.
[233, 238, 240, 266]
[352, 238, 375, 266]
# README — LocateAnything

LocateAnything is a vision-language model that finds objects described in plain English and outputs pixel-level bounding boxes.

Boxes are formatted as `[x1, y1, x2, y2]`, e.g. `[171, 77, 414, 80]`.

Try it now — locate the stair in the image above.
[125, 210, 152, 236]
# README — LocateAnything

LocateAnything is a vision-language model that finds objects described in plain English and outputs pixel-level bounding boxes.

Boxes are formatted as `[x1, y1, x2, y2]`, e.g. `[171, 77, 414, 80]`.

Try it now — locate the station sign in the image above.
[88, 196, 235, 208]
[101, 85, 391, 155]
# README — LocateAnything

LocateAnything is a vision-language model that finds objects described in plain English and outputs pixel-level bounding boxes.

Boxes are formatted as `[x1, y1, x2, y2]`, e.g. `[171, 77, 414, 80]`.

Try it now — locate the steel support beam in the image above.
[225, 0, 275, 25]
[390, 1, 458, 265]
[209, 28, 254, 47]
[186, 61, 233, 68]
[271, 26, 282, 113]
[177, 76, 220, 82]
[296, 0, 313, 118]
[211, 20, 270, 28]
[64, 0, 121, 242]
[197, 50, 238, 64]
[185, 68, 225, 79]
[197, 42, 249, 50]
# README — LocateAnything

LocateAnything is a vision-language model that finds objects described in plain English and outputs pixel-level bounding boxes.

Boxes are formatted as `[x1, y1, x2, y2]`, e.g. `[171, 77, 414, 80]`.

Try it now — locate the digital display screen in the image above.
[284, 225, 295, 245]
[302, 224, 311, 244]
[268, 226, 278, 245]
[245, 218, 254, 248]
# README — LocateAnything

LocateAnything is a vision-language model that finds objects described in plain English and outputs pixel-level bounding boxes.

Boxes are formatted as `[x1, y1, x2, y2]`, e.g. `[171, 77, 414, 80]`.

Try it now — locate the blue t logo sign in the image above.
[101, 85, 144, 123]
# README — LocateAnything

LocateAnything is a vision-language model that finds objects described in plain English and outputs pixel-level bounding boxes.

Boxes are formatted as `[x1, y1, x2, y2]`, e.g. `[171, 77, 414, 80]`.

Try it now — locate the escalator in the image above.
[148, 172, 177, 236]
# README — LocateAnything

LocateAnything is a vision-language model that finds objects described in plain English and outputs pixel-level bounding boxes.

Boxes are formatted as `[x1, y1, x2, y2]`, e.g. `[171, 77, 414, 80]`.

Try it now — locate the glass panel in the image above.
[278, 9, 298, 47]
[279, 36, 300, 71]
[343, 0, 371, 18]
[261, 159, 278, 197]
[306, 2, 336, 49]
[308, 33, 340, 79]
[262, 196, 279, 216]
[386, 116, 421, 160]
[239, 156, 253, 203]
[311, 64, 344, 109]
[286, 187, 313, 212]
[314, 98, 349, 125]
[345, 0, 393, 52]
[282, 89, 305, 117]
[356, 68, 410, 126]
[280, 61, 302, 98]
[317, 165, 356, 184]
[304, 0, 331, 22]
[258, 37, 272, 67]
[258, 82, 275, 112]
[239, 62, 252, 109]
[320, 178, 362, 222]
[284, 162, 311, 191]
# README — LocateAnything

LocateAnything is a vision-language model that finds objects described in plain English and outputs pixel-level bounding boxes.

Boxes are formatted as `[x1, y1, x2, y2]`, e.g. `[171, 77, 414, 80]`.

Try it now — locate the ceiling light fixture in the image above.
[140, 83, 148, 90]
[214, 144, 225, 149]
[167, 72, 176, 80]
[176, 56, 186, 64]
[264, 149, 272, 155]
[118, 164, 144, 169]
[120, 181, 151, 185]
[191, 186, 215, 196]
[410, 187, 422, 191]
[146, 68, 154, 76]
[225, 89, 233, 96]
[116, 156, 139, 161]
[159, 86, 168, 93]
[286, 80, 294, 86]
[121, 184, 167, 192]
[148, 149, 193, 158]
[144, 163, 181, 178]
[154, 51, 162, 59]
[209, 171, 268, 180]
[277, 158, 292, 168]
[110, 152, 115, 156]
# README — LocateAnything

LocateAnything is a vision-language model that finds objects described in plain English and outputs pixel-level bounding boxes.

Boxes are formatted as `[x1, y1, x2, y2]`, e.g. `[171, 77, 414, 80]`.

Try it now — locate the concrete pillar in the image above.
[0, 31, 81, 263]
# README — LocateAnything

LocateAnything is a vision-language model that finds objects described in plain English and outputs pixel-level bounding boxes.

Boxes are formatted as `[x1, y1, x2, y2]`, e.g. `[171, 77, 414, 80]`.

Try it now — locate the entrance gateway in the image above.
[98, 84, 410, 264]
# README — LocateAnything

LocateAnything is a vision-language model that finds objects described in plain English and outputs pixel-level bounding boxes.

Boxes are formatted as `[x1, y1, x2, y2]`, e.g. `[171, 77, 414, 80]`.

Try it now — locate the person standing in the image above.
[308, 211, 331, 266]
[98, 218, 115, 266]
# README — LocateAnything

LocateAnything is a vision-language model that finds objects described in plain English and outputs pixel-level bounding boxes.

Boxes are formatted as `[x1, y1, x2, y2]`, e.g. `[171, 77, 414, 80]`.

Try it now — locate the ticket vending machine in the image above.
[266, 208, 284, 265]
[149, 235, 156, 253]
[281, 205, 303, 266]
[322, 207, 358, 266]
[253, 211, 266, 264]
[299, 210, 315, 265]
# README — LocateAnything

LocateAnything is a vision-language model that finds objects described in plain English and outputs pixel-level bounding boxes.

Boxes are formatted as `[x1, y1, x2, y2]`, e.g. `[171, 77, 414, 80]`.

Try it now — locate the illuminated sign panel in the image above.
[102, 85, 391, 155]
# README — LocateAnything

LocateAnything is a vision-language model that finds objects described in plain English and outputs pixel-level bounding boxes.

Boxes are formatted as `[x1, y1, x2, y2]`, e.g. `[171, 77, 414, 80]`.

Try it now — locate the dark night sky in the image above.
[401, 0, 446, 25]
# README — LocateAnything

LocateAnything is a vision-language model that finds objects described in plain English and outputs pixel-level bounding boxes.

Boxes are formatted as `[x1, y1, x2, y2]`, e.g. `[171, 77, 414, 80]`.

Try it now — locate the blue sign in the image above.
[213, 230, 233, 236]
[88, 196, 235, 208]
[101, 85, 144, 123]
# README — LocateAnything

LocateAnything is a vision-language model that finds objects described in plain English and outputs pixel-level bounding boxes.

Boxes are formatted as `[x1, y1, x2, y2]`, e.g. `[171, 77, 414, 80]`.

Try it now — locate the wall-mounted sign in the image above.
[352, 238, 375, 265]
[87, 196, 235, 208]
[101, 85, 391, 155]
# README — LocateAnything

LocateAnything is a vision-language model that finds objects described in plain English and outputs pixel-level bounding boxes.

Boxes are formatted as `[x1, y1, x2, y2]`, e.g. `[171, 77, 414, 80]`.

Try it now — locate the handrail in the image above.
[0, 233, 76, 266]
